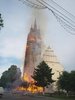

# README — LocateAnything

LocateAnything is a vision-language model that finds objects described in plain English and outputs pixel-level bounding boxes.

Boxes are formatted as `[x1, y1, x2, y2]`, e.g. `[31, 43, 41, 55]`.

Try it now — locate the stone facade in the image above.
[43, 47, 64, 92]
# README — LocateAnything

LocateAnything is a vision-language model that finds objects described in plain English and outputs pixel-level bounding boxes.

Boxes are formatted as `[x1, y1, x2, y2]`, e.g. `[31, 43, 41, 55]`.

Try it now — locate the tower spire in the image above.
[34, 19, 37, 30]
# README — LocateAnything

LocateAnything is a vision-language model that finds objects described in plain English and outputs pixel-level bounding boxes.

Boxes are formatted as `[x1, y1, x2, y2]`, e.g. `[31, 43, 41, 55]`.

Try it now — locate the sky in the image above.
[0, 0, 75, 77]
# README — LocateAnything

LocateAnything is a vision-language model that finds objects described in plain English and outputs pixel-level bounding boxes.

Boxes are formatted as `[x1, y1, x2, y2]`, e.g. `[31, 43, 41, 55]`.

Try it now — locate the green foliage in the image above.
[57, 71, 75, 93]
[57, 71, 70, 92]
[0, 13, 3, 30]
[32, 61, 54, 88]
[0, 65, 21, 88]
[69, 71, 75, 92]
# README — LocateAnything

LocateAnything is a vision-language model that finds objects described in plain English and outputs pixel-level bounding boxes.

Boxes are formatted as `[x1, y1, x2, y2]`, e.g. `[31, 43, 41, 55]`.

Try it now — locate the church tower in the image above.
[23, 20, 43, 81]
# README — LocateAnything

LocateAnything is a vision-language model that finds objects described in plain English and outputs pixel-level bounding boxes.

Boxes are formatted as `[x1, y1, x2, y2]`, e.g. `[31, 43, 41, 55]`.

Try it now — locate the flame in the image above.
[17, 73, 43, 93]
[17, 84, 43, 93]
[23, 73, 34, 82]
[23, 73, 30, 82]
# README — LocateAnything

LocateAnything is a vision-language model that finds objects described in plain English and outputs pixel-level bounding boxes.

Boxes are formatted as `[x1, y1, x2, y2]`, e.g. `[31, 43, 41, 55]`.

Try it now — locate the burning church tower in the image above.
[23, 20, 43, 82]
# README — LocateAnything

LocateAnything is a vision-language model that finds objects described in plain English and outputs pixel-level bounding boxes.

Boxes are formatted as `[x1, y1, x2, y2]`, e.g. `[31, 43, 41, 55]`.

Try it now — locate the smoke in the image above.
[29, 8, 48, 37]
[23, 7, 48, 76]
[12, 68, 22, 88]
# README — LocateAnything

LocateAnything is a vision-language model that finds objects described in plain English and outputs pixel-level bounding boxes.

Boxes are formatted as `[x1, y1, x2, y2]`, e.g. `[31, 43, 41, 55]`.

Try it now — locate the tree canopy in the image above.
[0, 65, 21, 89]
[32, 61, 54, 91]
[57, 71, 75, 94]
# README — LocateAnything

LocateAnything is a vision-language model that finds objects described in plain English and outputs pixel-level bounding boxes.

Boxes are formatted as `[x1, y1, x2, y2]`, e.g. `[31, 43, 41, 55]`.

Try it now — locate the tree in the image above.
[0, 65, 21, 89]
[57, 71, 70, 95]
[0, 13, 3, 30]
[69, 71, 75, 92]
[57, 71, 75, 96]
[32, 61, 54, 93]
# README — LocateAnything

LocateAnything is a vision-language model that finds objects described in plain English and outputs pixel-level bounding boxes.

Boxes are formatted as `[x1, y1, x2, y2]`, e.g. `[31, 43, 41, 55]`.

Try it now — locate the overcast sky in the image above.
[0, 0, 75, 77]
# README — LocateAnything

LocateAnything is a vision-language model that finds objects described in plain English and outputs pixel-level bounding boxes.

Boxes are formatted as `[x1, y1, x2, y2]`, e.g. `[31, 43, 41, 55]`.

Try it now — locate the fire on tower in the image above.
[23, 20, 43, 82]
